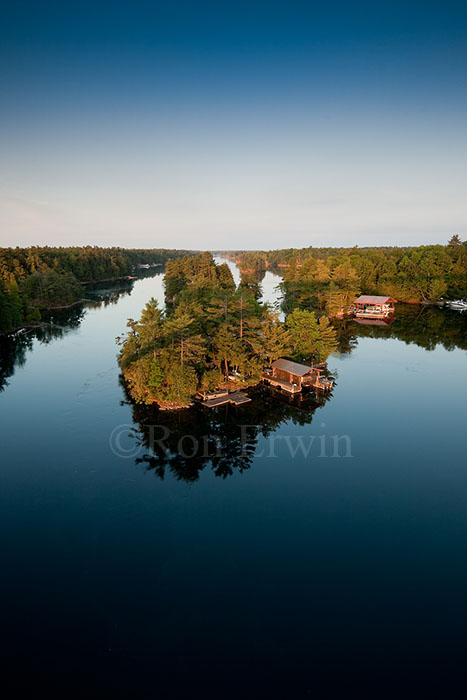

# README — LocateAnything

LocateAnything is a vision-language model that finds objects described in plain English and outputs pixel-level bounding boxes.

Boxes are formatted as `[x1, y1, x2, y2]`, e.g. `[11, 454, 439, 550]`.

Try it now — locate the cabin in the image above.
[263, 359, 333, 393]
[350, 295, 396, 319]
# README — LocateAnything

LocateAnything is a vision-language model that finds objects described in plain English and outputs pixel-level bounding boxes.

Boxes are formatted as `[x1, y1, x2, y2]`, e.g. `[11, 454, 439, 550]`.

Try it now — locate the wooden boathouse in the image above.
[263, 359, 333, 393]
[350, 295, 396, 319]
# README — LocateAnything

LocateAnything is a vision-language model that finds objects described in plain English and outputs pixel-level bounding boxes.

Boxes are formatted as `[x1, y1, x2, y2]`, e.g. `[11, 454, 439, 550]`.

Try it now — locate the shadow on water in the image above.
[121, 381, 335, 482]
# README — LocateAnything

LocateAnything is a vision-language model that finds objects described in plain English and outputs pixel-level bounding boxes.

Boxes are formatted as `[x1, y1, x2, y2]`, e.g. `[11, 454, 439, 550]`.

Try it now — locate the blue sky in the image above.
[1, 0, 466, 249]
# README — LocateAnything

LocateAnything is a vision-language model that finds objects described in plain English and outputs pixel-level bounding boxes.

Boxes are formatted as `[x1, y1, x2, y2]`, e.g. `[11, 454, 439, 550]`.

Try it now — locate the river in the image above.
[1, 258, 467, 692]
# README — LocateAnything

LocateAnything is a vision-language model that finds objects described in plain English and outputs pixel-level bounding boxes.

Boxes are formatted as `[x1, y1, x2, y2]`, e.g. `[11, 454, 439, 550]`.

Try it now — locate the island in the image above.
[117, 253, 338, 409]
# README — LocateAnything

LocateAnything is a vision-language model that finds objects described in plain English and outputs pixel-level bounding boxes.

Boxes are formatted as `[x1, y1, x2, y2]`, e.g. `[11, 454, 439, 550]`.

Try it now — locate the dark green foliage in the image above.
[163, 252, 235, 307]
[0, 284, 23, 333]
[21, 270, 81, 307]
[0, 245, 190, 333]
[0, 245, 191, 285]
[286, 308, 338, 363]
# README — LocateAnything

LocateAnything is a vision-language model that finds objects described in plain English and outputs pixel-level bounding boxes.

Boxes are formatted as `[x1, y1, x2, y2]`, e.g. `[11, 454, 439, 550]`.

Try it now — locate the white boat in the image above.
[446, 300, 467, 310]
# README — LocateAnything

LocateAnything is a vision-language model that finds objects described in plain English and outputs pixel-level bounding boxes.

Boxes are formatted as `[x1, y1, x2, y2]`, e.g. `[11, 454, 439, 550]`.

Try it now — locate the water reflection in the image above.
[124, 384, 334, 482]
[0, 279, 141, 392]
[335, 304, 467, 355]
[354, 316, 396, 327]
[0, 306, 87, 391]
[0, 333, 31, 392]
[2, 278, 466, 401]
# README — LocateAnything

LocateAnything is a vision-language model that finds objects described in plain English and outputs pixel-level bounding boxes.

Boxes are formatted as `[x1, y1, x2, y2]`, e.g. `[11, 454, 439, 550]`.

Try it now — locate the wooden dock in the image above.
[201, 391, 252, 408]
[262, 375, 302, 394]
[197, 390, 229, 401]
[314, 377, 333, 391]
[355, 311, 391, 320]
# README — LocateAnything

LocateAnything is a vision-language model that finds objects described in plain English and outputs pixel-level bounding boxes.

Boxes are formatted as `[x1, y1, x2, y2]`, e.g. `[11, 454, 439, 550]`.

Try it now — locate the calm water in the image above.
[1, 262, 467, 693]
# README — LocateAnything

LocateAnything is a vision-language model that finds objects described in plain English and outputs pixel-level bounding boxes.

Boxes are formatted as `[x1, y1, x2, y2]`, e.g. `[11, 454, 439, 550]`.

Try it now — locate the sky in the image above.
[1, 0, 466, 250]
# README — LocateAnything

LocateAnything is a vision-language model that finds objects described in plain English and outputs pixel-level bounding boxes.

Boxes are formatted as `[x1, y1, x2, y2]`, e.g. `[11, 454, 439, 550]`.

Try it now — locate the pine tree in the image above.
[315, 317, 338, 362]
[258, 310, 290, 364]
[138, 298, 164, 356]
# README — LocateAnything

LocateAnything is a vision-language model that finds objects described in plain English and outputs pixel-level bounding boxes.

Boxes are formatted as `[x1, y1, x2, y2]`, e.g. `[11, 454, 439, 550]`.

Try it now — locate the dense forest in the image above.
[231, 236, 467, 314]
[117, 253, 338, 408]
[0, 246, 190, 333]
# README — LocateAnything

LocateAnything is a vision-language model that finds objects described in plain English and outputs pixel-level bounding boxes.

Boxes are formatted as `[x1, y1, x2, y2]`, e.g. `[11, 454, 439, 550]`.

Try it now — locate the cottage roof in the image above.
[355, 295, 397, 304]
[272, 358, 312, 376]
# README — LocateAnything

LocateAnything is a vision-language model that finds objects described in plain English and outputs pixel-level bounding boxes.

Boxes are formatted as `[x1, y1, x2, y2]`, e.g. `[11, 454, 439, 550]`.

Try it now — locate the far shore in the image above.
[0, 296, 458, 338]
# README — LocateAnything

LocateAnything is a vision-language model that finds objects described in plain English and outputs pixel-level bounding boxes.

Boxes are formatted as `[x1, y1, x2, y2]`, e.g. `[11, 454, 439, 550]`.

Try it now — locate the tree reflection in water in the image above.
[0, 305, 86, 391]
[124, 303, 467, 482]
[334, 304, 467, 355]
[123, 383, 334, 482]
[0, 283, 134, 392]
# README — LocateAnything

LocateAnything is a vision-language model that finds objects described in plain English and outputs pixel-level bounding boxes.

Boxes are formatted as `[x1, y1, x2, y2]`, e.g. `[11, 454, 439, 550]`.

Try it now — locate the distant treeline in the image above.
[0, 246, 191, 333]
[231, 236, 467, 313]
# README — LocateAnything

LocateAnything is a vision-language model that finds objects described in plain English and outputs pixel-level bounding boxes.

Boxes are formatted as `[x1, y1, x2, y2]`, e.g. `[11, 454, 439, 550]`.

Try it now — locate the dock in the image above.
[262, 374, 302, 393]
[355, 311, 391, 319]
[197, 389, 229, 401]
[314, 376, 333, 391]
[201, 391, 252, 408]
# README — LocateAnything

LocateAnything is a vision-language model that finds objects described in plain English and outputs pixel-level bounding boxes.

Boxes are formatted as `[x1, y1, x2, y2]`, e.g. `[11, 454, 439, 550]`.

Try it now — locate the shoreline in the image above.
[149, 378, 268, 412]
[1, 269, 162, 336]
[122, 374, 260, 413]
[80, 275, 137, 285]
[1, 299, 89, 336]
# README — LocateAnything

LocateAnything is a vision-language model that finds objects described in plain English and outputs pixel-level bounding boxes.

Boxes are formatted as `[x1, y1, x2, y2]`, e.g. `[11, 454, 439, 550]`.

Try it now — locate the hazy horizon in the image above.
[0, 241, 459, 252]
[1, 1, 466, 249]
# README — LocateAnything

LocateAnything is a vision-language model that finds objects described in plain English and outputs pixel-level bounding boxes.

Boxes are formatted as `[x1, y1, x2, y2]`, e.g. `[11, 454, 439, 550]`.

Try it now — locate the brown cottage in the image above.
[263, 359, 333, 393]
[271, 358, 313, 389]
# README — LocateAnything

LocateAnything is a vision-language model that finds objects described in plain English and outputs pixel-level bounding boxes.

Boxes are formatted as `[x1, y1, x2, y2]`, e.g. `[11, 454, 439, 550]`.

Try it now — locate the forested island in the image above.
[117, 253, 337, 408]
[228, 236, 467, 315]
[0, 246, 190, 333]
